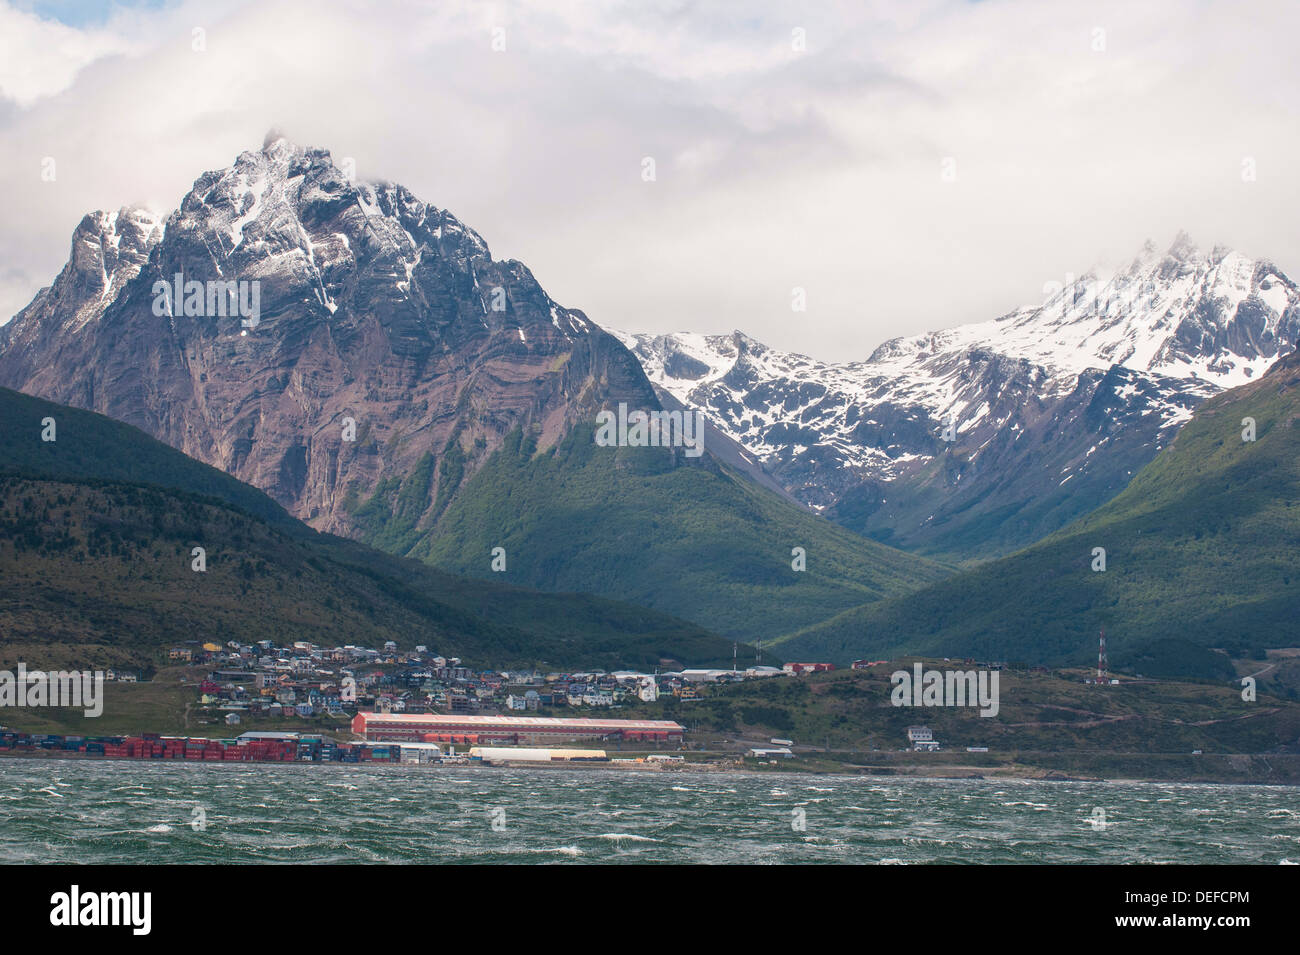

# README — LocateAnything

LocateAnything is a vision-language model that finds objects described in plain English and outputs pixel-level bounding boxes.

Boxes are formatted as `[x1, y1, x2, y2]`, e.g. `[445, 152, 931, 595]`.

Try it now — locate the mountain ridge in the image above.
[616, 233, 1300, 560]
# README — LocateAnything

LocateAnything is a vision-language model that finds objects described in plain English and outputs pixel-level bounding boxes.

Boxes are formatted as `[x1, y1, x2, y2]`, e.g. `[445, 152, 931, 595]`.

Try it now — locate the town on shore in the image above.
[4, 636, 1296, 785]
[2, 637, 844, 769]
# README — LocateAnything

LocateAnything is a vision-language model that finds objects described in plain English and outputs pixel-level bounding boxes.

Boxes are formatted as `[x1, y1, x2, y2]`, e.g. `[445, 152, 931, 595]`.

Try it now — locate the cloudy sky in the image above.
[1, 0, 1297, 360]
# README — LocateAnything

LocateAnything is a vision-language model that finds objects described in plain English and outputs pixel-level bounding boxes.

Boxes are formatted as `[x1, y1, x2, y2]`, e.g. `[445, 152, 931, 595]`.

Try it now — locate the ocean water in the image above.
[0, 759, 1296, 864]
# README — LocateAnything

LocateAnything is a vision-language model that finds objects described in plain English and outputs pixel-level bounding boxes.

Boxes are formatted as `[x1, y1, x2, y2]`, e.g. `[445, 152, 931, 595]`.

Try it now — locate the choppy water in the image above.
[0, 759, 1296, 863]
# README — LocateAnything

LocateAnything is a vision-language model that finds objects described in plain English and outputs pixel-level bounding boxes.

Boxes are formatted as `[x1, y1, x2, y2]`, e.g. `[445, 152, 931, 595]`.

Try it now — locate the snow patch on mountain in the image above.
[615, 234, 1299, 548]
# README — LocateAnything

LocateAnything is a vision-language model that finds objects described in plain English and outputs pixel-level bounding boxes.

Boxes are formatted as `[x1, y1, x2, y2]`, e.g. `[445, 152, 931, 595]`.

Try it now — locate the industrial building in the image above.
[398, 742, 443, 764]
[351, 712, 685, 745]
[469, 747, 608, 764]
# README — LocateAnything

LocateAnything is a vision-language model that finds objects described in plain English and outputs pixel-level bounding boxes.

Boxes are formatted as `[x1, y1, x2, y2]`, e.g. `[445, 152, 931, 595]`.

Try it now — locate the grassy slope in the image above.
[0, 388, 742, 671]
[620, 663, 1300, 756]
[352, 425, 948, 645]
[774, 352, 1300, 678]
[0, 665, 355, 738]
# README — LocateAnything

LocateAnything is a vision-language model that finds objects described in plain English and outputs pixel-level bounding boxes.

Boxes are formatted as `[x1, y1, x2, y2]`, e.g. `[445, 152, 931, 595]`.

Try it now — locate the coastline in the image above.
[3, 748, 1298, 787]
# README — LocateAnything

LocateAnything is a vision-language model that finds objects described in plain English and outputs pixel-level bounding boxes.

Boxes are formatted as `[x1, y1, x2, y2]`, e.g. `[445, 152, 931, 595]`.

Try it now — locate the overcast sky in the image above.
[1, 0, 1297, 360]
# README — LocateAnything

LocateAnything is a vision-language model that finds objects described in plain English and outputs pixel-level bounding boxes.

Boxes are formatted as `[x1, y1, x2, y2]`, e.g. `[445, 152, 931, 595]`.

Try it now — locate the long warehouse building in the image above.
[352, 712, 684, 745]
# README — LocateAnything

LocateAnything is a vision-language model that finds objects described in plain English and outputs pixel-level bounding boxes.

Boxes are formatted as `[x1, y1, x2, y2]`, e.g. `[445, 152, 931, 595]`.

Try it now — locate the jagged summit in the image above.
[880, 232, 1298, 384]
[6, 138, 601, 344]
[1164, 229, 1199, 261]
[616, 235, 1299, 558]
[261, 127, 291, 151]
[0, 206, 164, 351]
[171, 137, 500, 294]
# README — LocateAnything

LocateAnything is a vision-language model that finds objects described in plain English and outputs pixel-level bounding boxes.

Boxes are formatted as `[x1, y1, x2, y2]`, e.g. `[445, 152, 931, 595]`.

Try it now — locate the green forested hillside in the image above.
[0, 387, 297, 530]
[0, 388, 743, 671]
[775, 352, 1300, 678]
[350, 425, 948, 645]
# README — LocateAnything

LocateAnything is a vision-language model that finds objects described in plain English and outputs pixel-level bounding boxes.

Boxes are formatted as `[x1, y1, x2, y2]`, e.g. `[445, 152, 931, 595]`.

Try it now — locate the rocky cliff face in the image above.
[2, 207, 164, 355]
[617, 236, 1300, 559]
[0, 137, 657, 535]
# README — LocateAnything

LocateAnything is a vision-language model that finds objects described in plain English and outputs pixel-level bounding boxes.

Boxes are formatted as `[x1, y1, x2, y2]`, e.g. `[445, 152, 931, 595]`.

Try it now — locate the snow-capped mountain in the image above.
[616, 236, 1300, 559]
[0, 135, 654, 533]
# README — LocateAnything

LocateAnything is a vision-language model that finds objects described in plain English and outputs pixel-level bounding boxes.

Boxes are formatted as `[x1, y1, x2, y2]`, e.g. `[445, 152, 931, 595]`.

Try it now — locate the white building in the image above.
[398, 742, 443, 764]
[679, 669, 734, 683]
[908, 726, 941, 751]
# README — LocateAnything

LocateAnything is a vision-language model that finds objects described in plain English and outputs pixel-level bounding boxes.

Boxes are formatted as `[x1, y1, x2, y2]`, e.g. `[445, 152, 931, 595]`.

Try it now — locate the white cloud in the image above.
[0, 4, 130, 106]
[1, 0, 1297, 361]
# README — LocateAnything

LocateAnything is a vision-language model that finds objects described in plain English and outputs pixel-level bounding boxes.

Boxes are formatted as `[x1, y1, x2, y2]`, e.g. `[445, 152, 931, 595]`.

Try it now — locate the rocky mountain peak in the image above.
[1165, 229, 1199, 262]
[70, 205, 163, 290]
[0, 205, 163, 355]
[0, 137, 659, 533]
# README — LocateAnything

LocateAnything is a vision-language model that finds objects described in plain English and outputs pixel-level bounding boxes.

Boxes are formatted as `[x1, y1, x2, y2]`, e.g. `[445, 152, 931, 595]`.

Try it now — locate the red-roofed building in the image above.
[783, 663, 835, 675]
[351, 712, 684, 745]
